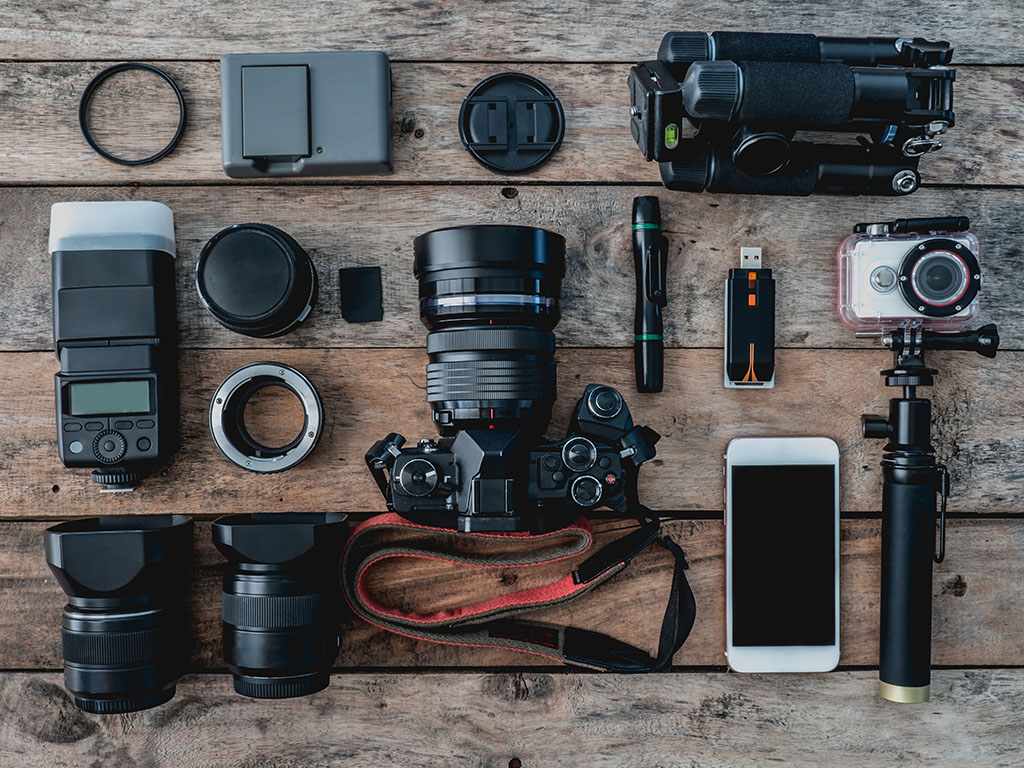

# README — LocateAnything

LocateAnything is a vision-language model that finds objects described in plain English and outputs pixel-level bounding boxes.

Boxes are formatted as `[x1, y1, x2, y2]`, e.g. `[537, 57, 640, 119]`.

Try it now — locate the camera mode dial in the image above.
[586, 386, 623, 420]
[93, 430, 127, 464]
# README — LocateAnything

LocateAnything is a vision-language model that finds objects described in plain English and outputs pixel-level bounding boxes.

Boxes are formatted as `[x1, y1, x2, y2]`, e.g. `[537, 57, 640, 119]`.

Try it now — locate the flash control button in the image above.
[93, 431, 127, 463]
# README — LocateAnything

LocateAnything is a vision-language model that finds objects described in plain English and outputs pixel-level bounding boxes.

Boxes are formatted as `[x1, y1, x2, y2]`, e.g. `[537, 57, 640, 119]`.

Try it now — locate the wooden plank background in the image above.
[1, 2, 1022, 766]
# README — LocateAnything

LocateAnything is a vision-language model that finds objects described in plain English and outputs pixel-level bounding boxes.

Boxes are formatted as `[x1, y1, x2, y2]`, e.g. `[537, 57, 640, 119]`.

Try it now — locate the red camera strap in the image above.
[340, 512, 695, 671]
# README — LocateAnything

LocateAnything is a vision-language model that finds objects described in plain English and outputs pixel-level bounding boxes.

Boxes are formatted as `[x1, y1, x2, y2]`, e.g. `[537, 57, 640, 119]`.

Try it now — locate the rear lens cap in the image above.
[458, 72, 565, 174]
[196, 223, 318, 338]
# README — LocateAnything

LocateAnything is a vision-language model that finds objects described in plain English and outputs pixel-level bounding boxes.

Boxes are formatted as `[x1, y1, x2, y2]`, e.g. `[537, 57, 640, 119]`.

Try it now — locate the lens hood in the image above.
[212, 513, 347, 699]
[44, 514, 193, 714]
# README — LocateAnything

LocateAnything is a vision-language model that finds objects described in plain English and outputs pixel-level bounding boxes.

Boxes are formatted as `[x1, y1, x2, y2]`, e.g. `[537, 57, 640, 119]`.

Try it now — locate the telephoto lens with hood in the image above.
[212, 513, 347, 699]
[44, 515, 193, 714]
[413, 225, 565, 434]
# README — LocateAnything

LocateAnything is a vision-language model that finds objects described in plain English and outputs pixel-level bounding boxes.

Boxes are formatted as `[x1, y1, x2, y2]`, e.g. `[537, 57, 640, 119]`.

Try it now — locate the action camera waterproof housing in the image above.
[838, 216, 980, 335]
[50, 201, 178, 491]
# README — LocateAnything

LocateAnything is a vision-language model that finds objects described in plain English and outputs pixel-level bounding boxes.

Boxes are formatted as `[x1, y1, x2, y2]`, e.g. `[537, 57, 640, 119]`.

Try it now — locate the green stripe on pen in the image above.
[632, 223, 661, 231]
[635, 334, 663, 341]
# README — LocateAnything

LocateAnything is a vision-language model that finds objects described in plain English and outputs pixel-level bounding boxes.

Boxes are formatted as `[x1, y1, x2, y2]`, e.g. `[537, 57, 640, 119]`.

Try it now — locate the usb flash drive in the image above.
[724, 247, 775, 389]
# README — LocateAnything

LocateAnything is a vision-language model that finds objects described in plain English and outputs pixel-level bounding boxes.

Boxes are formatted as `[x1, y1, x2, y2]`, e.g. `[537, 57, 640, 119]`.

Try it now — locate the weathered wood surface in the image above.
[0, 63, 1020, 186]
[0, 186, 1019, 353]
[2, 670, 1023, 768]
[3, 518, 1021, 671]
[1, 348, 1020, 517]
[2, 0, 1022, 63]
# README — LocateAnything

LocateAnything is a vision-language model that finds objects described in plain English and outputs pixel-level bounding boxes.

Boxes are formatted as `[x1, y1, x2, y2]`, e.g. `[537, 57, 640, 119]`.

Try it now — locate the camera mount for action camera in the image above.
[629, 32, 955, 195]
[862, 323, 998, 702]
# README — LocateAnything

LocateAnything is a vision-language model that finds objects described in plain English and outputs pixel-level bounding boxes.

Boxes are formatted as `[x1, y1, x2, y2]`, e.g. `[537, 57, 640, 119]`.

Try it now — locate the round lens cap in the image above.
[196, 223, 318, 338]
[458, 72, 565, 174]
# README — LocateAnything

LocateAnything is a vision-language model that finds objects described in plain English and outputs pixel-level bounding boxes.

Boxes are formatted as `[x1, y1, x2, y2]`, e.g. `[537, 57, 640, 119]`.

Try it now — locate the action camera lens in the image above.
[413, 225, 566, 434]
[44, 515, 193, 714]
[911, 251, 968, 306]
[897, 238, 981, 318]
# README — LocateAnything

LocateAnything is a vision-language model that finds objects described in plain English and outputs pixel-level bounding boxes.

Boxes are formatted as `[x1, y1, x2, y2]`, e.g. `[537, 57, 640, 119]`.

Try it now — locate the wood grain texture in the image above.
[2, 670, 1023, 768]
[0, 63, 1020, 186]
[1, 348, 1020, 517]
[2, 0, 1023, 63]
[0, 186, 1019, 353]
[3, 518, 1022, 671]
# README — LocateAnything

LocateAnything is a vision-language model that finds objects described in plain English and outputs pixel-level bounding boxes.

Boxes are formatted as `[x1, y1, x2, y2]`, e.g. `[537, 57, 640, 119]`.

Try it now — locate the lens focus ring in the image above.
[222, 592, 323, 629]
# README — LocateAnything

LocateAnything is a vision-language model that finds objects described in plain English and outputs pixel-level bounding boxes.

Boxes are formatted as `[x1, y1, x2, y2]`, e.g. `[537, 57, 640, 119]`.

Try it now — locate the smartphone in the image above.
[725, 436, 840, 672]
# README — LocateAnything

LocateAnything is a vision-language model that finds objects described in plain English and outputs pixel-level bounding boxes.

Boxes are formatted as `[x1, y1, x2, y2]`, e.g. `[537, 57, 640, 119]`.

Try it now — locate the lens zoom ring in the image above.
[62, 627, 165, 666]
[222, 592, 323, 629]
[426, 361, 555, 400]
[427, 327, 555, 355]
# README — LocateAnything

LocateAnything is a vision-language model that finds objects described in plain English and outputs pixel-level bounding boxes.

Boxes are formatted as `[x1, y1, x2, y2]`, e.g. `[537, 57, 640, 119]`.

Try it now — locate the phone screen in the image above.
[731, 464, 836, 646]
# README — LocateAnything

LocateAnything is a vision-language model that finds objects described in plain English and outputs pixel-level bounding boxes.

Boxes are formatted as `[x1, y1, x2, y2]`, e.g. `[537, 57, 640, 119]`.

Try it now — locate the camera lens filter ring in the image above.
[210, 362, 323, 473]
[79, 62, 186, 166]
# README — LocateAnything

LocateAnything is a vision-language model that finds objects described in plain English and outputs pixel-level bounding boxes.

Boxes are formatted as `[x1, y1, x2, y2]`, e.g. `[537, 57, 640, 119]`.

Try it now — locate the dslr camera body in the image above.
[366, 224, 661, 533]
[838, 217, 980, 334]
[367, 384, 660, 533]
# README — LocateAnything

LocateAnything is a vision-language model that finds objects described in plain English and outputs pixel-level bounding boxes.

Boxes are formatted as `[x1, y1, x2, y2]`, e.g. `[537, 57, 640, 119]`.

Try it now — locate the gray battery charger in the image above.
[221, 51, 392, 178]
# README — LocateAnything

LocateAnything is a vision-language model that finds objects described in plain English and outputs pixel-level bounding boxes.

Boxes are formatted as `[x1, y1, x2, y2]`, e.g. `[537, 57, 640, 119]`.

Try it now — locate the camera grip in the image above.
[879, 479, 936, 699]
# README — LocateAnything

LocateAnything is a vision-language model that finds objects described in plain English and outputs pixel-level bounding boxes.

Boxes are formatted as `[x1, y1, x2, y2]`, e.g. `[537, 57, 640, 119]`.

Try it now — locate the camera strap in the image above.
[340, 511, 695, 672]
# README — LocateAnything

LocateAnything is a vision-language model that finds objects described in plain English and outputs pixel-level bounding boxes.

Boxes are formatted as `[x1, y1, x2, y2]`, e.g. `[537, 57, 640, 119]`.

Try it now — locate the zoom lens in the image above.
[899, 239, 981, 317]
[413, 225, 566, 434]
[212, 513, 347, 699]
[44, 515, 193, 714]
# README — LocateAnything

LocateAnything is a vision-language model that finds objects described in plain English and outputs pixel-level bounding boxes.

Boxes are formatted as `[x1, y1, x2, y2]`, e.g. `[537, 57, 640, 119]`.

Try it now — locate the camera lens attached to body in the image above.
[212, 513, 347, 698]
[210, 362, 323, 473]
[413, 225, 566, 434]
[44, 515, 193, 714]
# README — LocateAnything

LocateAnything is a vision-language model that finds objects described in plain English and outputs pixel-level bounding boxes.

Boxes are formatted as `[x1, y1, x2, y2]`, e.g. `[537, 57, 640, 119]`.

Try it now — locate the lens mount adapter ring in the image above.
[210, 362, 323, 473]
[79, 62, 187, 166]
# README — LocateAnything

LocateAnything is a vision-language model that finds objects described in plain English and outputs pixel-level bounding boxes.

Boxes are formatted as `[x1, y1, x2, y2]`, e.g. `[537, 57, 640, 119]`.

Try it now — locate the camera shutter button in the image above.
[93, 431, 127, 463]
[562, 437, 598, 472]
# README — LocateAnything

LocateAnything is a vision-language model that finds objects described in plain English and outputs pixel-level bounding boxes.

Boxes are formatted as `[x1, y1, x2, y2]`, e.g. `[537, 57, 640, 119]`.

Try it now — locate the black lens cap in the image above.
[458, 72, 565, 174]
[196, 223, 318, 338]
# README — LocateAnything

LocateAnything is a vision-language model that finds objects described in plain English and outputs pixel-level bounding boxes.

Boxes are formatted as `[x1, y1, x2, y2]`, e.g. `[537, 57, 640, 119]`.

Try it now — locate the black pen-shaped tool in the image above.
[632, 196, 668, 392]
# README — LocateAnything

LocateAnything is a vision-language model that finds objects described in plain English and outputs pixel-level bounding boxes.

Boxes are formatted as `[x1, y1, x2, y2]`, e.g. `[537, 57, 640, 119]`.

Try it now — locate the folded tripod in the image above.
[629, 32, 955, 195]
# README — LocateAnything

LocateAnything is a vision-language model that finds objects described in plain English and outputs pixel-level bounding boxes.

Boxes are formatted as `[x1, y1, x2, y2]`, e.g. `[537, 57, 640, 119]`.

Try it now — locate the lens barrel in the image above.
[44, 515, 193, 714]
[212, 513, 347, 699]
[413, 225, 566, 434]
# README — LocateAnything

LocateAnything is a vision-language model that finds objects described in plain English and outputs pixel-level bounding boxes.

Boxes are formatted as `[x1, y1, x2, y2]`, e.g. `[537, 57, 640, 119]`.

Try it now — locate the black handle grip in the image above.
[879, 478, 936, 700]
